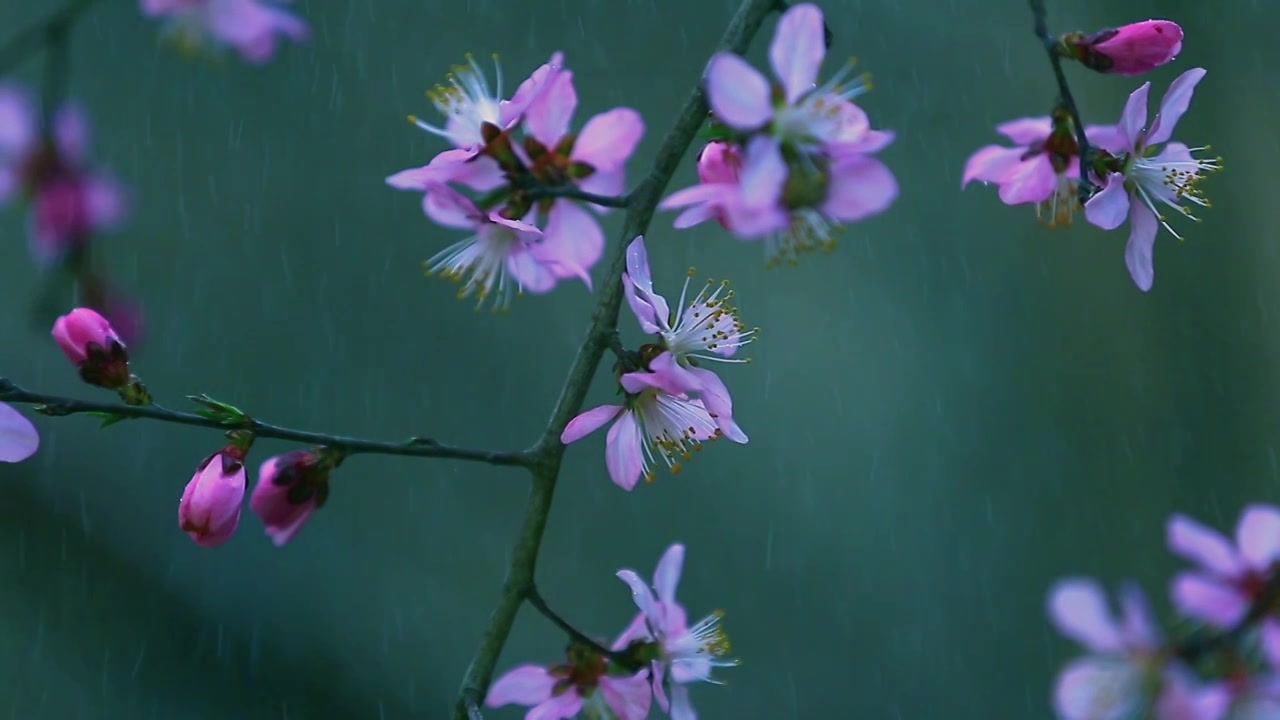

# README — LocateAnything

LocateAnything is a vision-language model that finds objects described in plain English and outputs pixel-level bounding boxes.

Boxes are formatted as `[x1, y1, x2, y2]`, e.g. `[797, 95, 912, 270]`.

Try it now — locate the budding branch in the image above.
[0, 378, 529, 467]
[1028, 0, 1095, 198]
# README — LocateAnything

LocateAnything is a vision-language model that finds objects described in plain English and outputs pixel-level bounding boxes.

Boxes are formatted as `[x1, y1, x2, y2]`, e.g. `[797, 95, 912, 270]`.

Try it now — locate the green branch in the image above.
[0, 378, 530, 468]
[449, 0, 783, 716]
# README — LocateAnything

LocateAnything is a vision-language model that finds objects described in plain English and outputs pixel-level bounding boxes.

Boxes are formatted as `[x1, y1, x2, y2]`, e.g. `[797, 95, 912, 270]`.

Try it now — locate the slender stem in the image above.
[0, 0, 101, 74]
[462, 691, 484, 720]
[450, 0, 782, 716]
[1028, 0, 1094, 199]
[0, 378, 531, 467]
[524, 186, 631, 208]
[526, 585, 638, 668]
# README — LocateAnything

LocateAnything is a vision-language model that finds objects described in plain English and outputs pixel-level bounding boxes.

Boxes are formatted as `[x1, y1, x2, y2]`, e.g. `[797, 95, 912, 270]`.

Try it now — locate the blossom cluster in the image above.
[488, 543, 737, 720]
[1049, 504, 1280, 719]
[963, 19, 1221, 292]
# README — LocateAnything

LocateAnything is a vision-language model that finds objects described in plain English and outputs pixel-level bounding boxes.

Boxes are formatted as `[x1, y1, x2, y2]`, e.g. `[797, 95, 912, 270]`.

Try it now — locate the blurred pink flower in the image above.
[420, 183, 575, 308]
[1047, 578, 1227, 720]
[140, 0, 308, 64]
[1064, 20, 1183, 76]
[622, 235, 751, 442]
[0, 402, 39, 464]
[961, 114, 1117, 228]
[486, 636, 652, 719]
[615, 543, 738, 718]
[1083, 67, 1220, 291]
[250, 449, 330, 546]
[518, 68, 644, 285]
[561, 367, 721, 491]
[408, 52, 565, 153]
[703, 3, 877, 153]
[51, 307, 131, 390]
[1167, 505, 1280, 667]
[179, 449, 247, 547]
[0, 83, 126, 266]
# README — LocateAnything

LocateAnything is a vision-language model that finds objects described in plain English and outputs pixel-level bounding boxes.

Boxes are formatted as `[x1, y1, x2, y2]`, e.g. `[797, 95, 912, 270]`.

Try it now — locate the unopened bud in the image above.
[1059, 20, 1183, 77]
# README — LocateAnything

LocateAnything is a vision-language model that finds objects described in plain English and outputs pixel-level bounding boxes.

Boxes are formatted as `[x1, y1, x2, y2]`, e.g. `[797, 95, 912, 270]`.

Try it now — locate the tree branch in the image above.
[1028, 0, 1094, 199]
[450, 0, 782, 716]
[0, 378, 531, 467]
[525, 186, 631, 208]
[0, 0, 101, 74]
[526, 585, 639, 669]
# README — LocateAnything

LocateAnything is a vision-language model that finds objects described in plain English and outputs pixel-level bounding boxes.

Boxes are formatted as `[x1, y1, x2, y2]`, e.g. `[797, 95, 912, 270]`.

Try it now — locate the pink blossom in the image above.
[408, 52, 565, 153]
[615, 544, 738, 718]
[0, 403, 39, 464]
[703, 3, 878, 153]
[140, 0, 308, 64]
[1167, 506, 1280, 667]
[0, 83, 126, 266]
[1047, 578, 1221, 720]
[51, 307, 131, 390]
[561, 367, 723, 491]
[1065, 20, 1183, 76]
[486, 633, 652, 719]
[621, 235, 751, 442]
[250, 449, 331, 547]
[1083, 68, 1220, 292]
[179, 449, 247, 547]
[692, 142, 742, 230]
[420, 183, 570, 308]
[518, 67, 644, 284]
[385, 148, 505, 197]
[961, 114, 1118, 228]
[661, 133, 897, 266]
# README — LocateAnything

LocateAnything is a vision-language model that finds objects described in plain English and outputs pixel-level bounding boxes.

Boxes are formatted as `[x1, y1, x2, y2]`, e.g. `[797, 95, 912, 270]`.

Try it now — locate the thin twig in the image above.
[0, 378, 531, 467]
[1028, 0, 1095, 199]
[449, 1, 783, 716]
[526, 585, 639, 669]
[0, 0, 101, 74]
[524, 186, 631, 208]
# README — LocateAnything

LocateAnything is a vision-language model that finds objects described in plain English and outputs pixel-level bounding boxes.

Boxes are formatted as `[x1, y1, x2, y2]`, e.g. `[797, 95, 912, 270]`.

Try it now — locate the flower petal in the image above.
[668, 683, 697, 720]
[995, 116, 1051, 145]
[1053, 656, 1143, 720]
[623, 235, 670, 329]
[1155, 670, 1231, 720]
[527, 692, 583, 720]
[1146, 68, 1206, 147]
[422, 184, 480, 229]
[525, 69, 577, 147]
[653, 543, 685, 606]
[1085, 124, 1127, 155]
[0, 402, 39, 463]
[600, 673, 653, 720]
[505, 247, 559, 295]
[705, 53, 772, 130]
[1047, 578, 1123, 652]
[486, 664, 556, 707]
[1117, 82, 1150, 151]
[561, 404, 622, 444]
[1236, 504, 1280, 570]
[0, 83, 35, 155]
[1083, 173, 1130, 231]
[612, 611, 654, 650]
[617, 568, 661, 623]
[623, 274, 662, 335]
[1124, 202, 1158, 292]
[996, 155, 1056, 205]
[688, 366, 748, 443]
[821, 154, 898, 223]
[1262, 619, 1280, 670]
[53, 102, 90, 163]
[1166, 514, 1243, 576]
[769, 3, 826, 103]
[1117, 583, 1160, 647]
[541, 200, 604, 284]
[1170, 572, 1247, 626]
[605, 410, 645, 490]
[574, 108, 644, 171]
[961, 145, 1026, 188]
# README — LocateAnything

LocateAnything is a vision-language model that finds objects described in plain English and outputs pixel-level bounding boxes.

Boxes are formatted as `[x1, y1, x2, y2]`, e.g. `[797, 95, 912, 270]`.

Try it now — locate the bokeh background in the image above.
[2, 0, 1278, 717]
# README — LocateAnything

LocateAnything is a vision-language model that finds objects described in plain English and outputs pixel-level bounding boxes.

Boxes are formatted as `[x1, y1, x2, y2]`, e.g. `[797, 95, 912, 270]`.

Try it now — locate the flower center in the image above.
[1127, 144, 1222, 240]
[661, 269, 756, 363]
[630, 389, 721, 482]
[409, 53, 505, 149]
[764, 207, 840, 268]
[424, 221, 525, 311]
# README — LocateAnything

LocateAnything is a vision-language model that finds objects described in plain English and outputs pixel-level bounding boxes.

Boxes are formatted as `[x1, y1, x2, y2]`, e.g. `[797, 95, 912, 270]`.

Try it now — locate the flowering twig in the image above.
[0, 0, 101, 74]
[524, 186, 631, 208]
[1028, 0, 1094, 198]
[0, 378, 530, 467]
[448, 0, 782, 716]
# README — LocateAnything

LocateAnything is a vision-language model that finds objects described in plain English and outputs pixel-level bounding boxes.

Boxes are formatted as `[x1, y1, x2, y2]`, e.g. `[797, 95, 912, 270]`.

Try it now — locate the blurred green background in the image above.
[1, 0, 1278, 717]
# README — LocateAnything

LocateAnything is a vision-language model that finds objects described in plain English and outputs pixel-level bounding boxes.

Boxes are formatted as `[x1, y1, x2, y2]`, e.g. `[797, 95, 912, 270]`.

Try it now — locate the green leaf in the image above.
[85, 410, 132, 428]
[186, 394, 248, 424]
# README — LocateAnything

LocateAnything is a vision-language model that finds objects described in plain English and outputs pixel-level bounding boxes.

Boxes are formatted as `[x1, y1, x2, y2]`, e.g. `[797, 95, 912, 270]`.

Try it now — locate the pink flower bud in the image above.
[179, 450, 247, 547]
[51, 307, 131, 389]
[250, 449, 331, 547]
[696, 141, 743, 185]
[1064, 20, 1183, 76]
